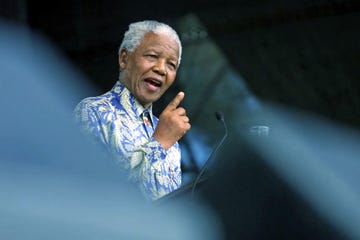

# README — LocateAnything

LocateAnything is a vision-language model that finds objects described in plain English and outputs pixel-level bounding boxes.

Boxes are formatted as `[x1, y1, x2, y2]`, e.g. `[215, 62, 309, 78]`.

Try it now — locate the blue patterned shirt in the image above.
[73, 81, 182, 200]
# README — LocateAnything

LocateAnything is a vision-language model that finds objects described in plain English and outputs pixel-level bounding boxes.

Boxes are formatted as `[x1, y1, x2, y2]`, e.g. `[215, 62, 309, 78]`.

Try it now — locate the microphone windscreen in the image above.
[215, 111, 223, 121]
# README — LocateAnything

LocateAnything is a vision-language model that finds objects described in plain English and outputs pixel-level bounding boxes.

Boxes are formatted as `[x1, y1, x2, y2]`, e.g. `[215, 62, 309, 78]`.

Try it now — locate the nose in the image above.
[152, 60, 166, 76]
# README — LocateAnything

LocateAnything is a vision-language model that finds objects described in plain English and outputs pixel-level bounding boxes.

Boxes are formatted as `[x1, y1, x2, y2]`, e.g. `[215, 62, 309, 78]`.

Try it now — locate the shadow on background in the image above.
[196, 103, 360, 239]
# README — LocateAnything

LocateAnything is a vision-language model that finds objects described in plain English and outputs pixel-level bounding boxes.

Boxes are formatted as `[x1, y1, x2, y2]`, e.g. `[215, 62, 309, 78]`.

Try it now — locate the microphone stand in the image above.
[191, 111, 228, 198]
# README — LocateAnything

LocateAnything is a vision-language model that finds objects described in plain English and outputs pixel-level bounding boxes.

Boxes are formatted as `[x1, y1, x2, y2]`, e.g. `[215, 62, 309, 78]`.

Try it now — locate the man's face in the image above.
[119, 32, 179, 108]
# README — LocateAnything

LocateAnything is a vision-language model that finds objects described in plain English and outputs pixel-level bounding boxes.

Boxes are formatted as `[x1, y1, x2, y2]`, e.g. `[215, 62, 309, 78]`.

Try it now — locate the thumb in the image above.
[165, 92, 185, 111]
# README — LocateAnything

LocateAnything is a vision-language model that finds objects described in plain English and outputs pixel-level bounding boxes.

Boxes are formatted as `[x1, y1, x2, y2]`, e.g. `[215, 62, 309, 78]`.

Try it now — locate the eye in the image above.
[145, 54, 158, 60]
[167, 61, 177, 71]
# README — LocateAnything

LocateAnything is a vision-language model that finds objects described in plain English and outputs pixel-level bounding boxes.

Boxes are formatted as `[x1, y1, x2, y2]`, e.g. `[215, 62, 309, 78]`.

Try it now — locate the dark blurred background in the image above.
[2, 1, 360, 239]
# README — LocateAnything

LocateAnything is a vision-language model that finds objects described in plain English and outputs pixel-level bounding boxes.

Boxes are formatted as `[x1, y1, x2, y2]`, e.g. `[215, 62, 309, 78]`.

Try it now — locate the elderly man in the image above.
[74, 20, 191, 200]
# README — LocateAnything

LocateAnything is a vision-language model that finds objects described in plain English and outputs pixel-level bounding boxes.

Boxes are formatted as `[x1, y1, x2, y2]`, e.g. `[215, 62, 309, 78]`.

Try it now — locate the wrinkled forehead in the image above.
[137, 32, 179, 57]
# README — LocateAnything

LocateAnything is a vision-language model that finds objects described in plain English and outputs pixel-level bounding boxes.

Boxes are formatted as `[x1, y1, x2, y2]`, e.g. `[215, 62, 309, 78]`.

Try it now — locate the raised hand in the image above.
[153, 92, 191, 150]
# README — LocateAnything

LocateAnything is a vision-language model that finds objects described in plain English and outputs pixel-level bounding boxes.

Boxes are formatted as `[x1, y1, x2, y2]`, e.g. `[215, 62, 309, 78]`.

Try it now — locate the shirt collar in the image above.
[111, 81, 154, 123]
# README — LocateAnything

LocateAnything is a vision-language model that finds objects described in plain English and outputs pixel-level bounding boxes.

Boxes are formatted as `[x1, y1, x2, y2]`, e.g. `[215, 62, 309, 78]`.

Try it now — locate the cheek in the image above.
[127, 64, 142, 84]
[135, 58, 152, 71]
[166, 72, 177, 86]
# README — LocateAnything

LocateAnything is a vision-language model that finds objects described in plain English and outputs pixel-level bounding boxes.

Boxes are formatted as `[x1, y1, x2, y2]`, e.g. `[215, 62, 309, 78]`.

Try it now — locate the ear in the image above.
[119, 49, 128, 70]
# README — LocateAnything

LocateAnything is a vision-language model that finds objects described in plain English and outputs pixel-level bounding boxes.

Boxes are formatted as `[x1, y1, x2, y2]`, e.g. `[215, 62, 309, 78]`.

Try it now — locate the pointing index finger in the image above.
[166, 91, 185, 111]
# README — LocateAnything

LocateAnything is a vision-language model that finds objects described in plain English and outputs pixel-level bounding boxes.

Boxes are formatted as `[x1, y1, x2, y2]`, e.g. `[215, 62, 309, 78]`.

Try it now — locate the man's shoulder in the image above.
[75, 92, 113, 110]
[73, 92, 119, 124]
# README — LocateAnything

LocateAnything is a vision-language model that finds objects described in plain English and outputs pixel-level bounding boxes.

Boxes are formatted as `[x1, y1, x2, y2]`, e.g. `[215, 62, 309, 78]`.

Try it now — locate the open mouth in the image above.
[144, 78, 162, 88]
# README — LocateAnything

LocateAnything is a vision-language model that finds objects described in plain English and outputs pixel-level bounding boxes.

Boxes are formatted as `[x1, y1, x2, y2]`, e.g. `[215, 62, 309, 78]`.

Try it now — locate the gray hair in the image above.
[118, 20, 182, 66]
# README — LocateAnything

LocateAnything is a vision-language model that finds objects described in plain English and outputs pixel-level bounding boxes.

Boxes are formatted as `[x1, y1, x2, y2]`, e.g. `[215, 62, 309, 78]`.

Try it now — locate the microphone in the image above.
[191, 111, 228, 197]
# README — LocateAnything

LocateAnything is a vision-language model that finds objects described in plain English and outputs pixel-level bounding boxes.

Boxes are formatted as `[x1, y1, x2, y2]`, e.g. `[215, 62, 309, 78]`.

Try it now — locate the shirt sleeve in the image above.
[128, 137, 182, 200]
[73, 100, 182, 200]
[73, 100, 109, 146]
